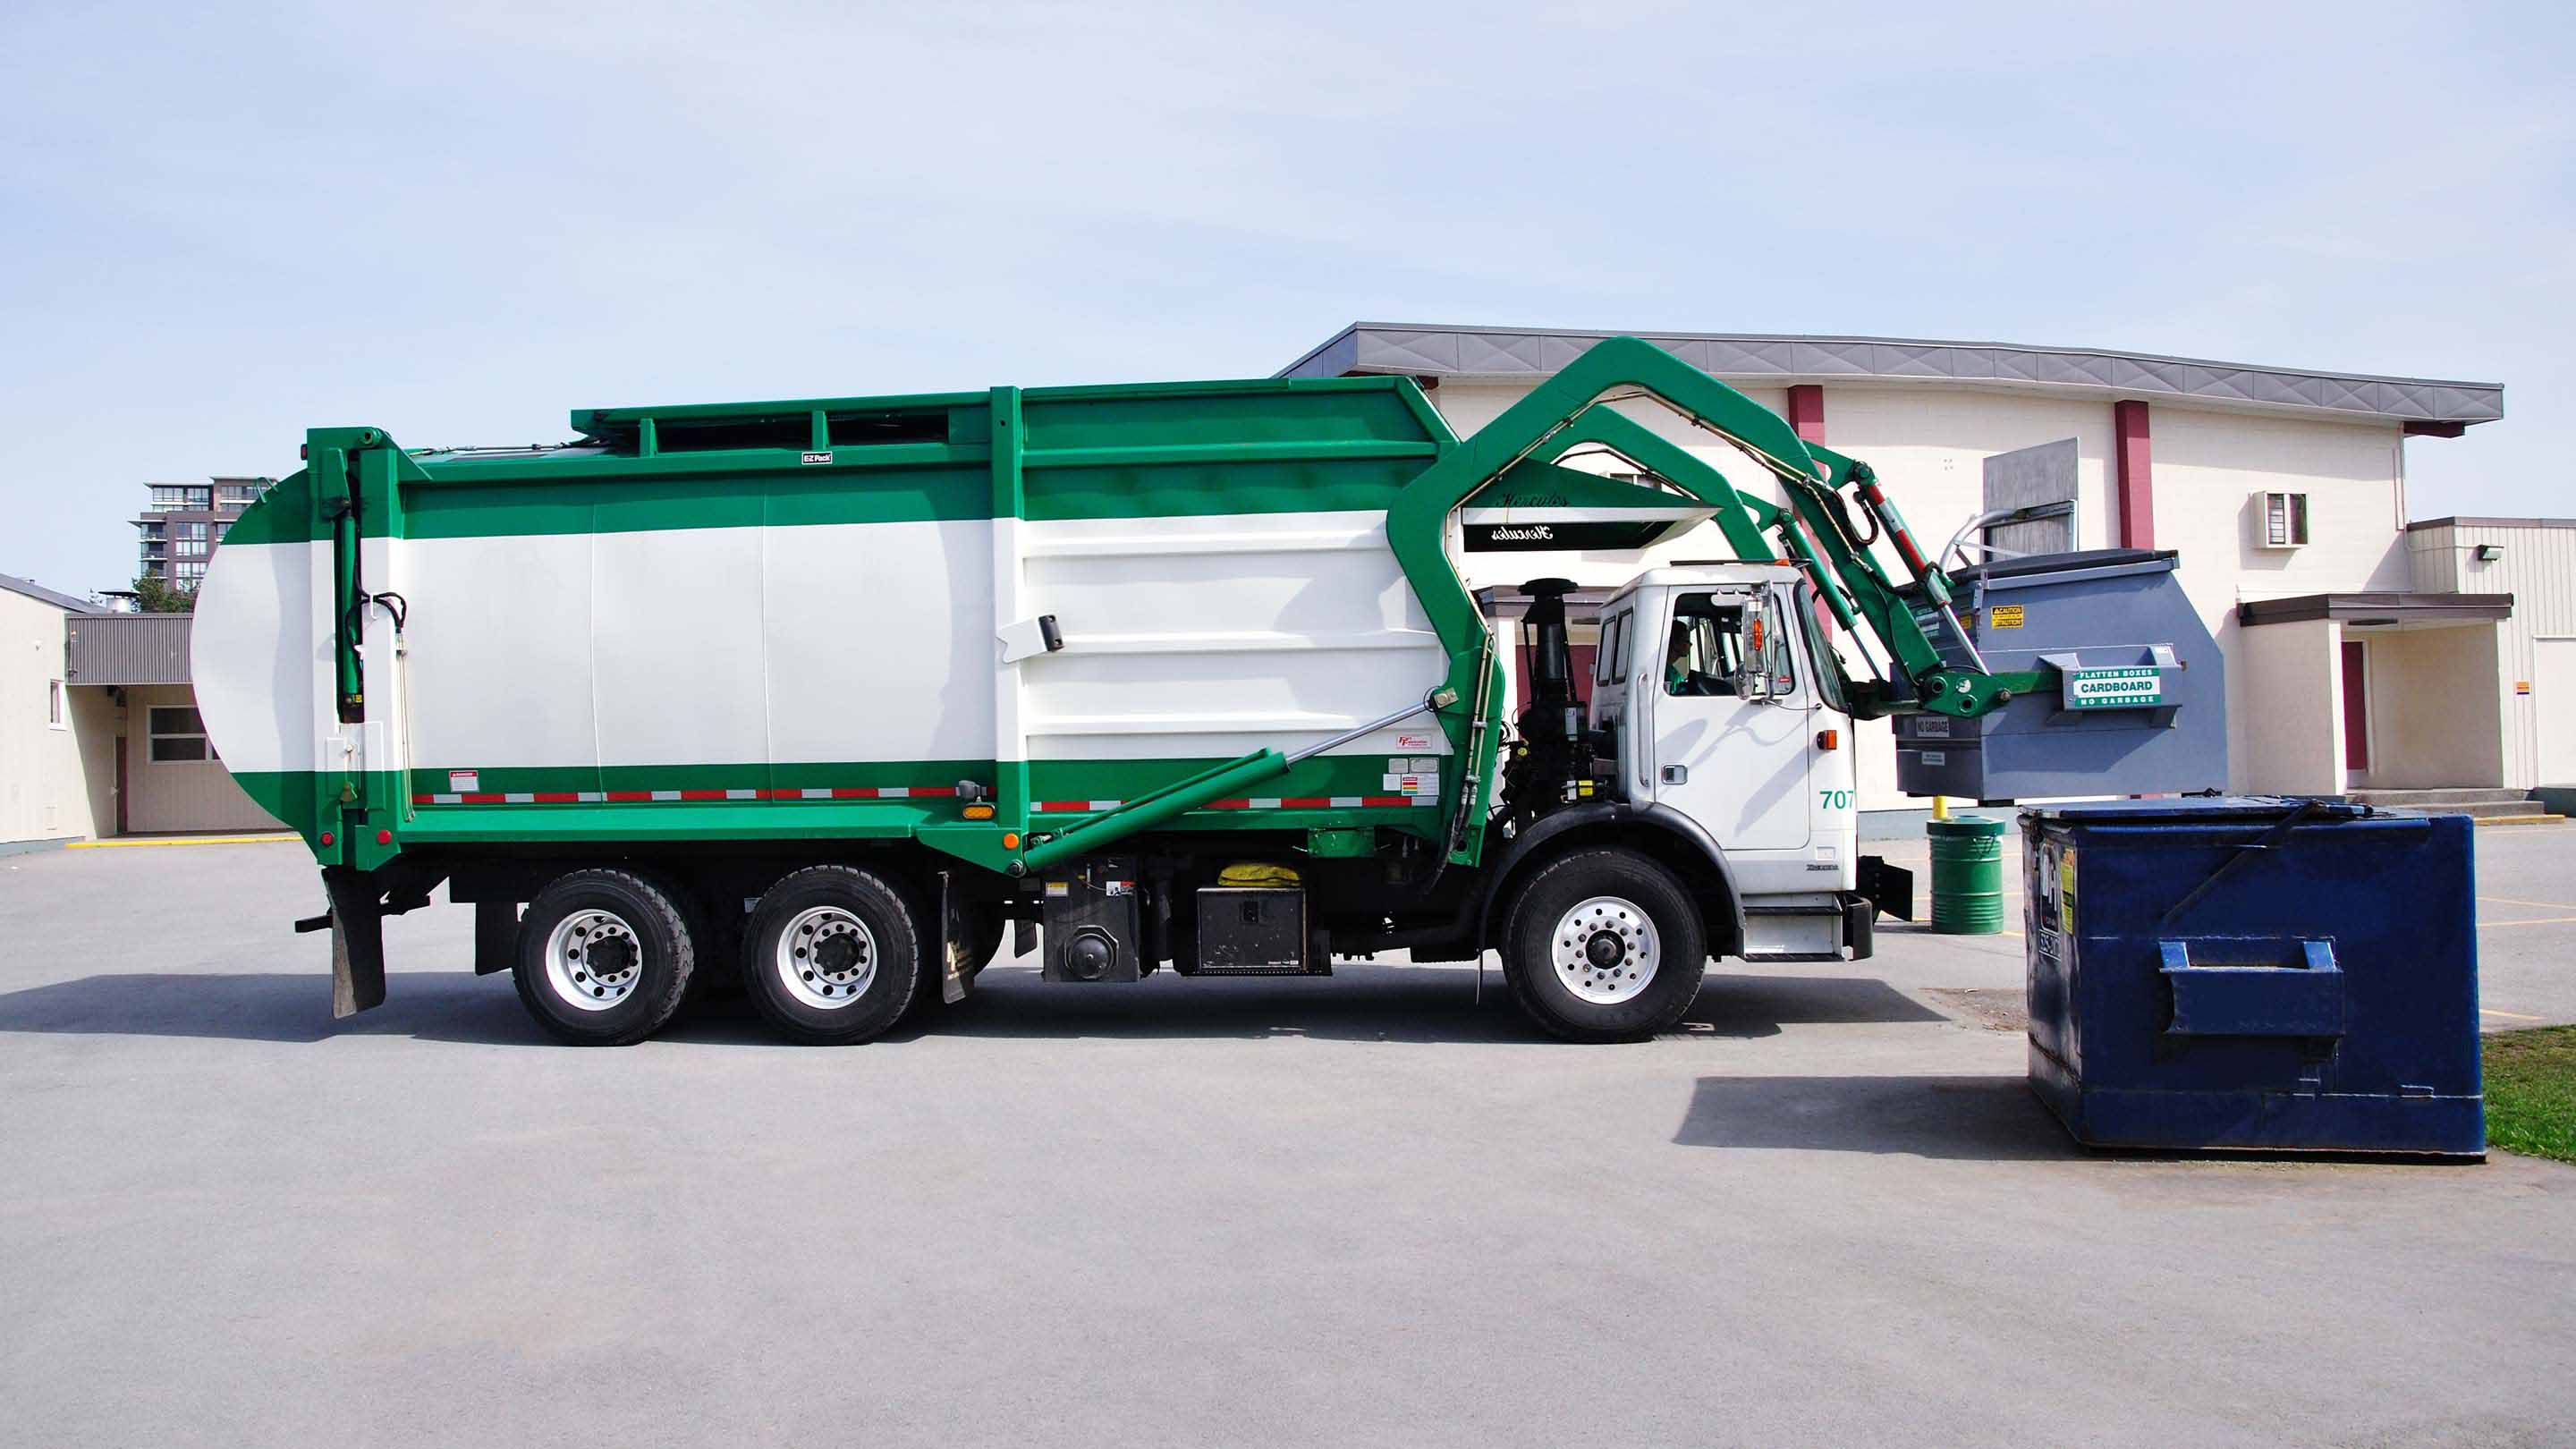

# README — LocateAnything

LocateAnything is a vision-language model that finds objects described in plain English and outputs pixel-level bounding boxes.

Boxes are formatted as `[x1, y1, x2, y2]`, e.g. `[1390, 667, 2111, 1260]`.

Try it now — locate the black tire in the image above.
[1500, 847, 1706, 1043]
[741, 865, 921, 1044]
[511, 868, 699, 1046]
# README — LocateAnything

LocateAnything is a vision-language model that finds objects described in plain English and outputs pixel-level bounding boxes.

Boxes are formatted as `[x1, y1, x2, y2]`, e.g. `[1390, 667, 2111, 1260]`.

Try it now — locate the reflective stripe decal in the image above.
[407, 781, 1428, 810]
[1028, 794, 1436, 814]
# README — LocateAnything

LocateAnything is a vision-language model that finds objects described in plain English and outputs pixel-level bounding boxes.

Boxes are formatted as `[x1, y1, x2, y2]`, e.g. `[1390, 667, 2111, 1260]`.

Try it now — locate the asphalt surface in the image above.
[2, 832, 2572, 1447]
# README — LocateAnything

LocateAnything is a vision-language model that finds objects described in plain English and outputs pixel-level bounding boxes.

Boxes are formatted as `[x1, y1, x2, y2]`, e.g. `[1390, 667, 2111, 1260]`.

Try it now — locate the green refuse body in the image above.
[1928, 816, 2007, 935]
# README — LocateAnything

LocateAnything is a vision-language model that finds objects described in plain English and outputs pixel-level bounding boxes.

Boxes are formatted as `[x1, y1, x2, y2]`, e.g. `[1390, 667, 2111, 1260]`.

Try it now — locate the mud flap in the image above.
[937, 870, 974, 1005]
[473, 901, 520, 976]
[1858, 855, 1915, 921]
[322, 869, 386, 1018]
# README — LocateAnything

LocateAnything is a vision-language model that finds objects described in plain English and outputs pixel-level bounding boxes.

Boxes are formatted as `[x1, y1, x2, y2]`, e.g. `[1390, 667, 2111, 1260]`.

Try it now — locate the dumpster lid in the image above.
[1955, 547, 2179, 593]
[2021, 795, 2377, 826]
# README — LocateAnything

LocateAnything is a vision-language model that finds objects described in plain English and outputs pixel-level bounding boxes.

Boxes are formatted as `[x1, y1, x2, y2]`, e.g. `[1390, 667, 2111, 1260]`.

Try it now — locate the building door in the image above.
[2538, 639, 2576, 784]
[2340, 640, 2369, 772]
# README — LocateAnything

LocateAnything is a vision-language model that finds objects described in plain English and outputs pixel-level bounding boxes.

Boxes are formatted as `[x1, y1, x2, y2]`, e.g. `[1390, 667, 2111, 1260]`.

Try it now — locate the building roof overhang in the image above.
[0, 572, 98, 614]
[2236, 592, 2513, 628]
[1279, 323, 2504, 431]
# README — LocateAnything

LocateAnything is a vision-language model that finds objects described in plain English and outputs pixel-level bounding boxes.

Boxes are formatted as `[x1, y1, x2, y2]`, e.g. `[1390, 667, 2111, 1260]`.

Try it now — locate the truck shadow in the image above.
[0, 967, 1950, 1047]
[1673, 1074, 2080, 1160]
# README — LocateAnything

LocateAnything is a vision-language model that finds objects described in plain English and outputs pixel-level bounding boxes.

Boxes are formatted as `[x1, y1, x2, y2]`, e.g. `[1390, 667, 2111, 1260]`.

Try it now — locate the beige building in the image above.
[2, 576, 281, 848]
[1283, 324, 2523, 816]
[0, 575, 115, 848]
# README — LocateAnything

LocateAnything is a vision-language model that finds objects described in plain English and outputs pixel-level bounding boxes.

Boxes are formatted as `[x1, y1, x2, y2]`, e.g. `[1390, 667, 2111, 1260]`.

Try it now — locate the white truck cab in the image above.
[1586, 564, 1862, 961]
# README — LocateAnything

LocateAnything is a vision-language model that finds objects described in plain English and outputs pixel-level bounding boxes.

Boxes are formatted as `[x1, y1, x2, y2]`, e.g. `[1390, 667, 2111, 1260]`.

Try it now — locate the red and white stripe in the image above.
[1031, 793, 1436, 814]
[412, 784, 967, 807]
[412, 780, 1428, 812]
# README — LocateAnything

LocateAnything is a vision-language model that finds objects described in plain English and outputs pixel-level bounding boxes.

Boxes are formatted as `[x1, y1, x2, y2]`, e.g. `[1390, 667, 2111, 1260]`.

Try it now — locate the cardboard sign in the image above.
[2063, 666, 2164, 710]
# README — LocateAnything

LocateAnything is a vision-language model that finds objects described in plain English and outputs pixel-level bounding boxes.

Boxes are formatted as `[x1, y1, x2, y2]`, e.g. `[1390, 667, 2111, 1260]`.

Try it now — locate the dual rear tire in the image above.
[511, 869, 699, 1046]
[512, 862, 937, 1046]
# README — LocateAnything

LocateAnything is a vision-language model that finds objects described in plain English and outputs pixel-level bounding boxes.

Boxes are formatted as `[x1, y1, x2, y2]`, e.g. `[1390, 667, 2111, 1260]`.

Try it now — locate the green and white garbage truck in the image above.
[194, 336, 2201, 1045]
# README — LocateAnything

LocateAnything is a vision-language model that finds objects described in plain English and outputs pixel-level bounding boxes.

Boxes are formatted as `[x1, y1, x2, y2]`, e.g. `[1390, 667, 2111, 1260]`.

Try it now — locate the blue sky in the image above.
[4, 1, 2568, 597]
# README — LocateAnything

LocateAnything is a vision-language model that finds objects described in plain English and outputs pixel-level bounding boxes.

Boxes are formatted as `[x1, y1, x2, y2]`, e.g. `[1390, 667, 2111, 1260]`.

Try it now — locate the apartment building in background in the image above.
[132, 476, 272, 589]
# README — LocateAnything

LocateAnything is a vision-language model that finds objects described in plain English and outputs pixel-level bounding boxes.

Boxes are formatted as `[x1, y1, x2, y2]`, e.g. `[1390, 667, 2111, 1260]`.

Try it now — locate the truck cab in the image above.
[1579, 565, 1865, 959]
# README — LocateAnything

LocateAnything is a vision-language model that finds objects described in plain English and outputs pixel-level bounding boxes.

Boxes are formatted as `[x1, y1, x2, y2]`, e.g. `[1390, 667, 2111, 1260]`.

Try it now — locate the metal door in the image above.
[1647, 589, 1812, 850]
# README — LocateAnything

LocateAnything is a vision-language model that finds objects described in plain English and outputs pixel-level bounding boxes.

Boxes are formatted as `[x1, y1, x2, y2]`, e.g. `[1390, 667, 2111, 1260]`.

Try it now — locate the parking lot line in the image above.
[2482, 1007, 2546, 1021]
[2479, 894, 2576, 911]
[2479, 917, 2576, 928]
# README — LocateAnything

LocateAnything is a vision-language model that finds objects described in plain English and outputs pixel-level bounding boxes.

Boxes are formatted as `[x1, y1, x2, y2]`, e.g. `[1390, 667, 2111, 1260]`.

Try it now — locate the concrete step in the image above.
[2348, 787, 2531, 807]
[2474, 812, 2565, 826]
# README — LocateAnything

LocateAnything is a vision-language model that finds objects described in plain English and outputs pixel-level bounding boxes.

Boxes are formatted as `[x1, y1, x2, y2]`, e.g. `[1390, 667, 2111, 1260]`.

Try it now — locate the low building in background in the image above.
[1282, 323, 2522, 817]
[0, 574, 114, 848]
[1, 573, 282, 847]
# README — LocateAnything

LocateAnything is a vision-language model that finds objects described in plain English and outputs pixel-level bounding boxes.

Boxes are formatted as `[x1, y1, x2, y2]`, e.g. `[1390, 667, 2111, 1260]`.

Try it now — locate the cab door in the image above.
[1645, 587, 1811, 851]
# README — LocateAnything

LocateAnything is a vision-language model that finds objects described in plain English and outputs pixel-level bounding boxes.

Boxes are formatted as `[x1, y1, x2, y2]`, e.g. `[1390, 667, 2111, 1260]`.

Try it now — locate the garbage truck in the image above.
[194, 336, 2222, 1045]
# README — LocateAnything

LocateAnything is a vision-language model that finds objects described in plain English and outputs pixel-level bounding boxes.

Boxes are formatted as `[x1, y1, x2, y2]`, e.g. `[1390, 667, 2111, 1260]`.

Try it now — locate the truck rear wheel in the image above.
[512, 869, 699, 1046]
[742, 866, 920, 1044]
[1500, 848, 1705, 1043]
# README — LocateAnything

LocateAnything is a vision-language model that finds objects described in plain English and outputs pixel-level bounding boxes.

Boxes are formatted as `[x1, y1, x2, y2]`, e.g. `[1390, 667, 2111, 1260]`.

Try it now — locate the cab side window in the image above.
[1664, 599, 1745, 697]
[1597, 610, 1629, 687]
[1663, 593, 1796, 698]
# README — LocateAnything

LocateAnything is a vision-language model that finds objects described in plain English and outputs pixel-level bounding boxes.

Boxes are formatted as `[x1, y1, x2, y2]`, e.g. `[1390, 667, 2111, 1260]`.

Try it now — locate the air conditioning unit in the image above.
[2256, 490, 2309, 550]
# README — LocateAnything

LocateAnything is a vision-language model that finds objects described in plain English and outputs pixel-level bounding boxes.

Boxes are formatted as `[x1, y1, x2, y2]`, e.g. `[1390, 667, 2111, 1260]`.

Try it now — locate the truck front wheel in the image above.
[1500, 848, 1705, 1042]
[742, 866, 921, 1044]
[512, 869, 699, 1046]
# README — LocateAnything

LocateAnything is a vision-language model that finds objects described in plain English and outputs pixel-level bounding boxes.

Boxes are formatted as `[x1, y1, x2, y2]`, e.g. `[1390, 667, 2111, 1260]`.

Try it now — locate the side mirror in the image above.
[1733, 602, 1777, 700]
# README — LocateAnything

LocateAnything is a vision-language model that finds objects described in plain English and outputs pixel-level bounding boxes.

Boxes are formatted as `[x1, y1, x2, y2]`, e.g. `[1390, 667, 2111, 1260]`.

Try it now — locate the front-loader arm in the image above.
[1387, 339, 2050, 849]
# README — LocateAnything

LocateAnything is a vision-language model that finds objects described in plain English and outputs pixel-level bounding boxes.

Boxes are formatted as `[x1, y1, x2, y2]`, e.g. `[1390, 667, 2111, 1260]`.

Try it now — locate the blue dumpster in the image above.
[2022, 797, 2484, 1157]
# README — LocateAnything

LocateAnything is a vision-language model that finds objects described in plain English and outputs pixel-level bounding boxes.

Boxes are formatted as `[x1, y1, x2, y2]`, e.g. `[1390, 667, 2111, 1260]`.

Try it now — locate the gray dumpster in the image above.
[1894, 549, 2225, 801]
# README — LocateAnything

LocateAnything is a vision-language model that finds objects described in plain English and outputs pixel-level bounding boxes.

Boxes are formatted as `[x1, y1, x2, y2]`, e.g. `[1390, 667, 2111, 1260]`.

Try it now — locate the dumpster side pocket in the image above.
[2157, 938, 2344, 1038]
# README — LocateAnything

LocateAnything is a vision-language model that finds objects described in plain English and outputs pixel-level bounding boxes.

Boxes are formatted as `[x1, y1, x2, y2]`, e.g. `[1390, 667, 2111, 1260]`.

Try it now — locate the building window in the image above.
[148, 705, 211, 761]
[48, 680, 68, 730]
[174, 560, 206, 582]
[2259, 490, 2309, 548]
[216, 482, 265, 504]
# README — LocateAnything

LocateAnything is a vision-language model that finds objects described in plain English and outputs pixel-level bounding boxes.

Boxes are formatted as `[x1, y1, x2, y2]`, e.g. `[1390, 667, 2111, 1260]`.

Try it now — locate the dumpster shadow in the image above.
[1673, 1074, 2080, 1160]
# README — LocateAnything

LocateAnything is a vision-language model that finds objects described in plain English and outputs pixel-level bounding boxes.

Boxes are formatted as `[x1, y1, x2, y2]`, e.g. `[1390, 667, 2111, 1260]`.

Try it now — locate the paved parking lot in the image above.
[3, 832, 2572, 1447]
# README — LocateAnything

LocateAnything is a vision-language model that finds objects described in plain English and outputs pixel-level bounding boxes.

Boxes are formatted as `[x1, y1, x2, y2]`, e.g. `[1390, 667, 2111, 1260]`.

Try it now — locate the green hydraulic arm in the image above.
[1384, 336, 2051, 860]
[1006, 335, 2048, 876]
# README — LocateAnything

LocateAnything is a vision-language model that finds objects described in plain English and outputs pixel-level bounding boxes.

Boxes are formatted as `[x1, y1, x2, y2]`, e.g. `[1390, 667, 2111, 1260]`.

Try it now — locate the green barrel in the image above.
[1927, 816, 2008, 935]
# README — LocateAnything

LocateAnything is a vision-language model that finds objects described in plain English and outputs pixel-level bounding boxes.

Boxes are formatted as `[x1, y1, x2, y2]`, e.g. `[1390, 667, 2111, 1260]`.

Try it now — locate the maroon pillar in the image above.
[1782, 385, 1835, 637]
[2114, 399, 2153, 549]
[1786, 385, 1826, 444]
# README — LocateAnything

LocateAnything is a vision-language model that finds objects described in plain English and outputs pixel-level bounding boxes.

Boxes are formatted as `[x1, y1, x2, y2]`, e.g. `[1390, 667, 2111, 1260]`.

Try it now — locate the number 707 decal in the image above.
[1818, 789, 1855, 810]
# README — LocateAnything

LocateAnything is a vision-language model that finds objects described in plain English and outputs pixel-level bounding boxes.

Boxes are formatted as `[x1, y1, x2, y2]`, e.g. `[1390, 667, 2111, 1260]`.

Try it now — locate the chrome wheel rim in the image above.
[1552, 895, 1659, 1004]
[776, 905, 877, 1010]
[544, 908, 643, 1012]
